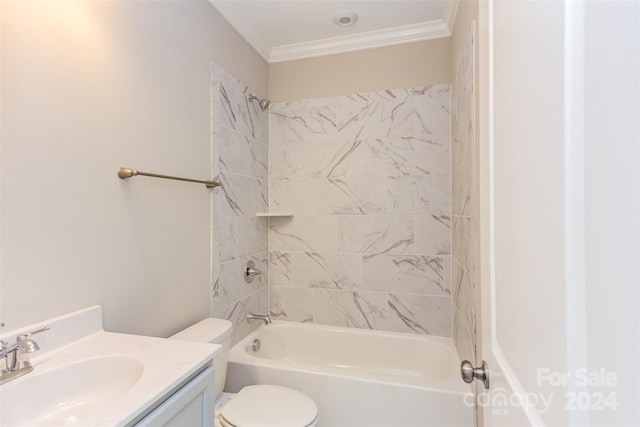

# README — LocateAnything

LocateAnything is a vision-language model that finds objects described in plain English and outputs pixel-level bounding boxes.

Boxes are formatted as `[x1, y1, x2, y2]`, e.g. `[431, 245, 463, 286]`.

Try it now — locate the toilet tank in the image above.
[169, 318, 233, 398]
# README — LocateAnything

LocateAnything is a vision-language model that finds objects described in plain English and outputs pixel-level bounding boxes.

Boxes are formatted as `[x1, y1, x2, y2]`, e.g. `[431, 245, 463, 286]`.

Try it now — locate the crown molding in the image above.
[443, 0, 460, 33]
[269, 20, 451, 63]
[211, 1, 457, 64]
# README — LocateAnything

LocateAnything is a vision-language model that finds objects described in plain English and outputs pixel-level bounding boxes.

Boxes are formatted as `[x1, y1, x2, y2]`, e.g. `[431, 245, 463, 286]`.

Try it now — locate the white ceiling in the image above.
[210, 0, 459, 63]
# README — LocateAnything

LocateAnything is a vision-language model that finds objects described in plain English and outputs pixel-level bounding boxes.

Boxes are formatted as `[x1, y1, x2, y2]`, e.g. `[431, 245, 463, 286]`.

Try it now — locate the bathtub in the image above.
[225, 321, 473, 427]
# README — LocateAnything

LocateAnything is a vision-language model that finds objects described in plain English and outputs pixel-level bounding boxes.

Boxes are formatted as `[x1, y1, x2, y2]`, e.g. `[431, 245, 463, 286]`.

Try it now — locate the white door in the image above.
[477, 1, 640, 425]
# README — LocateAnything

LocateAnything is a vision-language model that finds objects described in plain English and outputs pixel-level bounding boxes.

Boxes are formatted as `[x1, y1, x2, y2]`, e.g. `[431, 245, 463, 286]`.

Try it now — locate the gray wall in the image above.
[0, 0, 267, 337]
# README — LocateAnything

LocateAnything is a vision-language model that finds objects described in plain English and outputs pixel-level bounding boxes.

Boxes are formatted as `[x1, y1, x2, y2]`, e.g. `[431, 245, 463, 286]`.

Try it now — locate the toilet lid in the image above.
[220, 385, 318, 427]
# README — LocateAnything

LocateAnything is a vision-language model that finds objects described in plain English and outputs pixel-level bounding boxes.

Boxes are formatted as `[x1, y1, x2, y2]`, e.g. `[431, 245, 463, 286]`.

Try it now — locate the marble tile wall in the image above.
[269, 85, 453, 336]
[211, 64, 269, 345]
[451, 25, 477, 363]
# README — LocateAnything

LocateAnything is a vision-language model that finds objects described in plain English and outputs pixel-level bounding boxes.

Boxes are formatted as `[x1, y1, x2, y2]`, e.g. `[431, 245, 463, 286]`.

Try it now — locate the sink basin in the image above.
[0, 307, 219, 426]
[0, 356, 143, 426]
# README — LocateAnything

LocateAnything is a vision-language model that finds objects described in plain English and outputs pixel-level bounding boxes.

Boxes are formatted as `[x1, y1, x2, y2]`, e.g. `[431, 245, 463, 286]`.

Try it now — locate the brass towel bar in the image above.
[117, 167, 219, 189]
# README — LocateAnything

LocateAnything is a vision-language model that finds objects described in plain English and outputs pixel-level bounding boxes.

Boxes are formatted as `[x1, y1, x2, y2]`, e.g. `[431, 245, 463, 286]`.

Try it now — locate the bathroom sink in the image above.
[0, 356, 143, 426]
[0, 306, 219, 426]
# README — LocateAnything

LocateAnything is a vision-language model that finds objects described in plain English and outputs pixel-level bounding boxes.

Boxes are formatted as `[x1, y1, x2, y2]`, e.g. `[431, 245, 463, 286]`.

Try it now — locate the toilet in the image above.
[170, 318, 318, 427]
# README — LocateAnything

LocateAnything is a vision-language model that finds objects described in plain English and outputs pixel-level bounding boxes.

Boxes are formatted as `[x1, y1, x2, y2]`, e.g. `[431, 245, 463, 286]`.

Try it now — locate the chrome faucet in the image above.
[0, 325, 50, 385]
[246, 313, 271, 325]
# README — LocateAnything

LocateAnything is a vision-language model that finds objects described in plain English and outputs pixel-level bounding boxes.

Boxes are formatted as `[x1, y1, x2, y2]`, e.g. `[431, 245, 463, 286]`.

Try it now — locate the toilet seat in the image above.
[219, 385, 318, 427]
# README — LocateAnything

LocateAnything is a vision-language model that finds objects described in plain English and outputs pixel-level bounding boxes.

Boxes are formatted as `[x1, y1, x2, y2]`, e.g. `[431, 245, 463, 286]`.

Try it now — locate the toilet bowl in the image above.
[170, 318, 318, 427]
[218, 385, 317, 427]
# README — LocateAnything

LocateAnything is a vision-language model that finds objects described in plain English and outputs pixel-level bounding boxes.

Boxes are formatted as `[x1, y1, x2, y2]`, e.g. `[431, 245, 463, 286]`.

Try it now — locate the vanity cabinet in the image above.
[135, 366, 215, 427]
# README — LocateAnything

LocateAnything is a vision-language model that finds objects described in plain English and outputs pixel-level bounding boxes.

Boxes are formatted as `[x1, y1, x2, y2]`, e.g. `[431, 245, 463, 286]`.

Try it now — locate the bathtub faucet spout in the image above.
[247, 313, 271, 325]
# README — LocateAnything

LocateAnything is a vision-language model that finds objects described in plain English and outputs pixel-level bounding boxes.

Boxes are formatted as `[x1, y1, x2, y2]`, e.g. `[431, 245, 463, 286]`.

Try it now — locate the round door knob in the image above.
[460, 360, 490, 389]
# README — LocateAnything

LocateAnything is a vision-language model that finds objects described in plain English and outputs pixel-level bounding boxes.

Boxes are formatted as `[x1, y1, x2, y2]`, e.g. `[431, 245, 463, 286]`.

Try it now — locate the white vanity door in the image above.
[135, 366, 215, 427]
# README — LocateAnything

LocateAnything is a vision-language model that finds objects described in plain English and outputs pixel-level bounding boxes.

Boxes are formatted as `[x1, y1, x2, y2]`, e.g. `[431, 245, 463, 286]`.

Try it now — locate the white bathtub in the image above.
[225, 321, 473, 427]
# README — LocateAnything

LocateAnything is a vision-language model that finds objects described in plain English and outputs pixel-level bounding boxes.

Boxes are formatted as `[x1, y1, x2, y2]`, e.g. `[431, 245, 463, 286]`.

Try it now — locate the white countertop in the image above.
[0, 306, 220, 427]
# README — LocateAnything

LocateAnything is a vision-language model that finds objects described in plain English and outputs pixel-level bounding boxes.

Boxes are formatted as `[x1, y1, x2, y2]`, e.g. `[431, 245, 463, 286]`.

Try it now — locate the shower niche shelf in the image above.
[255, 212, 294, 217]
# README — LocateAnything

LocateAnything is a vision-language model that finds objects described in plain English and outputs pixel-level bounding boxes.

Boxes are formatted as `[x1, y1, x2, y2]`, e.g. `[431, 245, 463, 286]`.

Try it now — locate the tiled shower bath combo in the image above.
[211, 60, 474, 353]
[213, 77, 475, 425]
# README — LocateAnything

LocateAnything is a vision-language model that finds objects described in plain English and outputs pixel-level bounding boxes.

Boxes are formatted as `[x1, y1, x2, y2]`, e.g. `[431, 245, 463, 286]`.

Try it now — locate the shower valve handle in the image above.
[244, 261, 262, 283]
